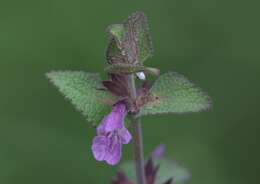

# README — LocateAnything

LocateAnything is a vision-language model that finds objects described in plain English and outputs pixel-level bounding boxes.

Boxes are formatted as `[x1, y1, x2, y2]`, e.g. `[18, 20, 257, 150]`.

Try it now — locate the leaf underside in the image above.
[46, 71, 115, 124]
[138, 72, 211, 117]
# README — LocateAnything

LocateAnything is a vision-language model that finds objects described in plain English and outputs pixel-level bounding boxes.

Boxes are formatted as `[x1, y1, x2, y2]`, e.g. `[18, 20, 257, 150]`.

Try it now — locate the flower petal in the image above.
[97, 102, 127, 135]
[112, 102, 127, 114]
[119, 127, 132, 144]
[91, 135, 108, 161]
[97, 112, 124, 134]
[104, 137, 122, 165]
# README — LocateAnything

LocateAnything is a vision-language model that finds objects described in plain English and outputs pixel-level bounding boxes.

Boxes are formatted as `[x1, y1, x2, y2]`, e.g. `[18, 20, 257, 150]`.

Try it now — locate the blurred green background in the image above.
[1, 0, 259, 183]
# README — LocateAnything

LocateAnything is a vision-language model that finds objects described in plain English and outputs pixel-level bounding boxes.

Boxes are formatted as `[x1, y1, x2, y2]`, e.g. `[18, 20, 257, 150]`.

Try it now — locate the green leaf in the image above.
[107, 11, 153, 65]
[123, 11, 153, 64]
[154, 158, 191, 184]
[107, 24, 125, 46]
[120, 158, 191, 184]
[119, 161, 136, 182]
[104, 63, 159, 76]
[46, 71, 115, 124]
[106, 38, 126, 65]
[104, 63, 145, 74]
[138, 72, 211, 117]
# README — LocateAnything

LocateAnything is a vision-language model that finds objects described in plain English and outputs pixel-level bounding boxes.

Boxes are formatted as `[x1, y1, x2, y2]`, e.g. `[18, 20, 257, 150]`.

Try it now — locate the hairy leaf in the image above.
[107, 11, 153, 65]
[46, 71, 115, 124]
[105, 63, 146, 74]
[122, 11, 153, 64]
[106, 38, 127, 65]
[107, 24, 125, 46]
[138, 72, 211, 117]
[105, 63, 159, 76]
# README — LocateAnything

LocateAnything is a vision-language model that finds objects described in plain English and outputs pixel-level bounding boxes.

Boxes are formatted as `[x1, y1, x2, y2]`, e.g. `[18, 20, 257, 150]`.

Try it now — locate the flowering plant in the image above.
[46, 11, 211, 184]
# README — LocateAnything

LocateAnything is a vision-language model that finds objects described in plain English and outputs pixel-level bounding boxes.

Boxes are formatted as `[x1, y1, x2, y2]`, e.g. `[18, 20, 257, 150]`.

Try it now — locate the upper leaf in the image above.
[107, 11, 153, 65]
[105, 63, 159, 76]
[107, 24, 125, 46]
[46, 71, 115, 124]
[106, 38, 127, 65]
[122, 11, 153, 64]
[138, 72, 211, 117]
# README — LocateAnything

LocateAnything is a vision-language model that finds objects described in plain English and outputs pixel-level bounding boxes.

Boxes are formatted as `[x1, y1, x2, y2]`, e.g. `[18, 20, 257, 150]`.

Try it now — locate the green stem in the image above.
[128, 74, 146, 184]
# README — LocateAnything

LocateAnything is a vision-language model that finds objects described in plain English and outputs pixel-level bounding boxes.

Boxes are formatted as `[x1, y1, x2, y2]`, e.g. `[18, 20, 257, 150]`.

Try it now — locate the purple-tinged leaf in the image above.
[112, 171, 134, 184]
[122, 11, 153, 64]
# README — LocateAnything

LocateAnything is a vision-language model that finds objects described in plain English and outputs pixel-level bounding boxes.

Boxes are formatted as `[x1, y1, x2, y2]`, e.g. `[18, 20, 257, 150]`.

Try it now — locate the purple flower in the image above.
[91, 102, 132, 165]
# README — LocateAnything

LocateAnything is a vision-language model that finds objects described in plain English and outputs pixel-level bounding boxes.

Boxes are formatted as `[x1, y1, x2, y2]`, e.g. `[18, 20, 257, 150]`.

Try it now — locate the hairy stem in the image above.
[132, 117, 146, 184]
[128, 74, 146, 184]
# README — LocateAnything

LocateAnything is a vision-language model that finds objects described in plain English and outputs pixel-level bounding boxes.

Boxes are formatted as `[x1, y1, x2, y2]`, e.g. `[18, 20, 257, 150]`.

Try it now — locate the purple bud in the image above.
[151, 144, 165, 159]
